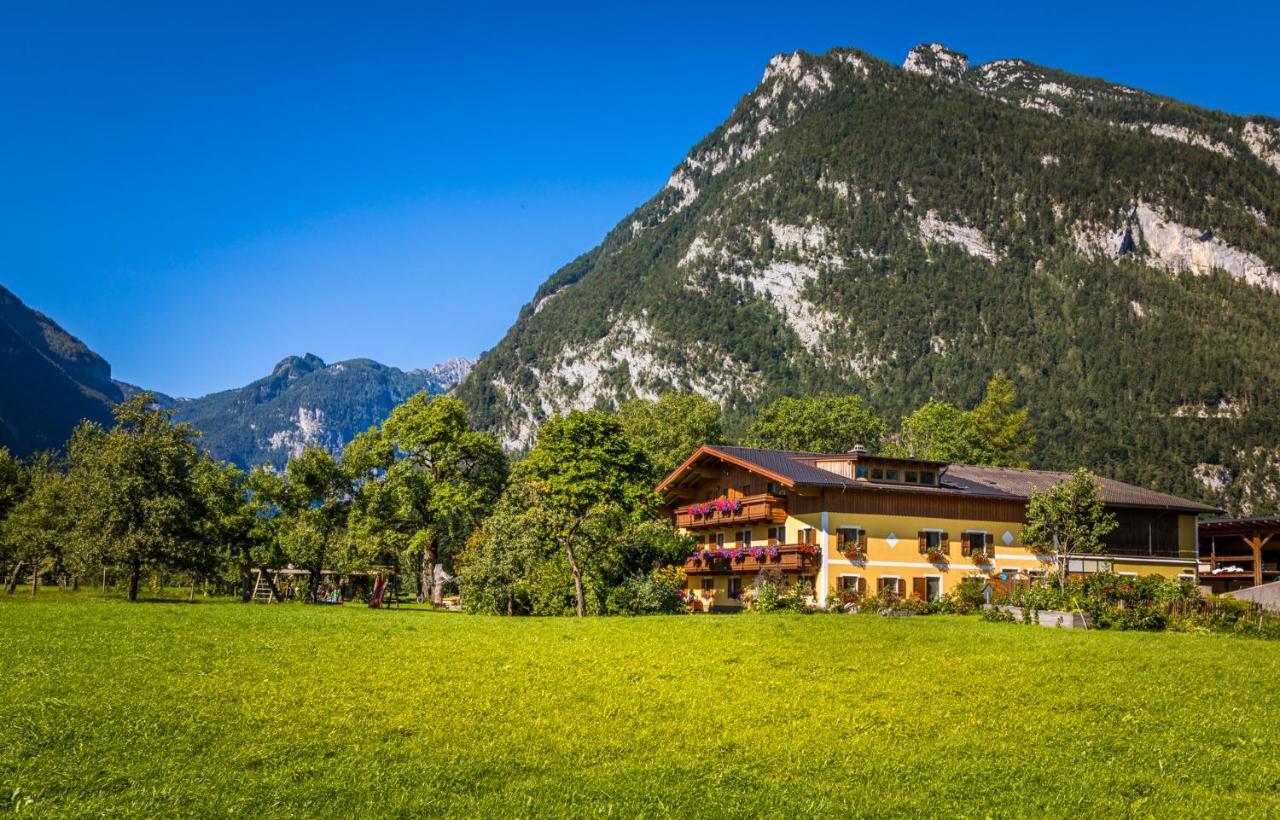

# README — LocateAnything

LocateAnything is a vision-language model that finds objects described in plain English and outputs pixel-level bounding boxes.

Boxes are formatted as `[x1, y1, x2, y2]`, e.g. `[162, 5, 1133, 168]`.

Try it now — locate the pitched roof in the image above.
[944, 465, 1220, 514]
[657, 445, 1219, 514]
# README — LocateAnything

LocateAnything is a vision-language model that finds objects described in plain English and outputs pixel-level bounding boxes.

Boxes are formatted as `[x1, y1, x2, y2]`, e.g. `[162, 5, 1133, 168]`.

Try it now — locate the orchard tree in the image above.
[617, 393, 724, 480]
[256, 446, 351, 601]
[2, 454, 66, 595]
[194, 455, 263, 601]
[345, 394, 506, 603]
[1021, 468, 1118, 593]
[64, 395, 205, 601]
[517, 410, 656, 617]
[745, 395, 885, 454]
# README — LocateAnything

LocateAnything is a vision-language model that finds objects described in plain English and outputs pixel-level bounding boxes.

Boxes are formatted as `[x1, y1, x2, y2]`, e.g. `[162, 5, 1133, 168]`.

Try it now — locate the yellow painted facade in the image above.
[682, 511, 1200, 609]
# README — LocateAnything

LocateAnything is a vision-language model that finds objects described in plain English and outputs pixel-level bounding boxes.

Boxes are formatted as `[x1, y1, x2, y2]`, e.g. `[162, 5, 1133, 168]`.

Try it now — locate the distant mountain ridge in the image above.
[169, 353, 474, 468]
[456, 42, 1280, 514]
[0, 282, 472, 466]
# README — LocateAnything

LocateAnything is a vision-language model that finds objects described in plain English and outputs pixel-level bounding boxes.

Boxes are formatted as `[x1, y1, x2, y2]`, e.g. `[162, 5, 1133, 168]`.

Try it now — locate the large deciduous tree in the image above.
[617, 393, 724, 480]
[517, 411, 656, 617]
[744, 396, 885, 454]
[1021, 468, 1118, 593]
[63, 394, 206, 601]
[345, 394, 506, 604]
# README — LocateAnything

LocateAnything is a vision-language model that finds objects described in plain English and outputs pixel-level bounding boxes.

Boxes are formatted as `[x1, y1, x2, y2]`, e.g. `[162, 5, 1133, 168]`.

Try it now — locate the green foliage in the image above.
[744, 395, 885, 453]
[970, 374, 1035, 468]
[1021, 468, 1118, 590]
[889, 375, 1035, 466]
[62, 395, 207, 600]
[517, 411, 658, 617]
[605, 567, 687, 616]
[888, 399, 990, 463]
[344, 394, 506, 602]
[251, 446, 351, 600]
[617, 393, 724, 480]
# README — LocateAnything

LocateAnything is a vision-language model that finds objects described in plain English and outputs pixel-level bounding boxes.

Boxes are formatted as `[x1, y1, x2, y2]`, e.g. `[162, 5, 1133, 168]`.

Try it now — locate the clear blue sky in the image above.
[3, 1, 1277, 397]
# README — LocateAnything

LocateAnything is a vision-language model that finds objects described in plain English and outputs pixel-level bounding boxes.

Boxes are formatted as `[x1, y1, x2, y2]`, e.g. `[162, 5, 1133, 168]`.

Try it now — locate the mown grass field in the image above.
[2, 593, 1278, 818]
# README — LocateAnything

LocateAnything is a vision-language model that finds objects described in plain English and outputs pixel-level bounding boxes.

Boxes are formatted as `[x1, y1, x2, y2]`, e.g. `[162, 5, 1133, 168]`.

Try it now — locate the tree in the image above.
[1, 454, 66, 595]
[744, 396, 885, 454]
[194, 456, 262, 601]
[888, 399, 992, 463]
[455, 480, 558, 615]
[517, 411, 656, 617]
[63, 395, 205, 601]
[0, 447, 29, 523]
[617, 393, 724, 480]
[255, 446, 351, 601]
[345, 394, 506, 604]
[970, 374, 1035, 468]
[1021, 468, 1118, 593]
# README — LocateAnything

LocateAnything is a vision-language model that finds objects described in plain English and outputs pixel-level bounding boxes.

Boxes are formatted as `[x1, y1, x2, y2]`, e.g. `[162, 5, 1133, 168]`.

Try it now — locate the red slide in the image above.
[369, 574, 386, 609]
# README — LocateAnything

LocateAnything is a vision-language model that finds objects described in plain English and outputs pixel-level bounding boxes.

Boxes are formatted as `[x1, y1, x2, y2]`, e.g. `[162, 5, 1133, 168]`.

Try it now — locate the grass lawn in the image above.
[2, 593, 1278, 817]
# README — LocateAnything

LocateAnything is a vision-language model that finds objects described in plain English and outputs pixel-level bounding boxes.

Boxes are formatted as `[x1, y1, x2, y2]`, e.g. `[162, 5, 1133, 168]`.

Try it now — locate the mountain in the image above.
[456, 43, 1280, 514]
[0, 284, 122, 455]
[170, 354, 473, 468]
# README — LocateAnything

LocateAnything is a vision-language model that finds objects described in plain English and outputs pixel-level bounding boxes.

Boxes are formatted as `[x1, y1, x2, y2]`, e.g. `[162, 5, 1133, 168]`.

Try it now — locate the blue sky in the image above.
[3, 1, 1277, 397]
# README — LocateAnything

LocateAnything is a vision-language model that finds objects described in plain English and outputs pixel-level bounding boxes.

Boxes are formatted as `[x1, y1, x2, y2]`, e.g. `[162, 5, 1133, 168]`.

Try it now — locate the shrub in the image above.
[605, 567, 687, 615]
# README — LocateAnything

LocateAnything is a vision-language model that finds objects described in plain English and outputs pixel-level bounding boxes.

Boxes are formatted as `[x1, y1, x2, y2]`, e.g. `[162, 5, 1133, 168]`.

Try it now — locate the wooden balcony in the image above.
[683, 544, 820, 575]
[674, 493, 787, 530]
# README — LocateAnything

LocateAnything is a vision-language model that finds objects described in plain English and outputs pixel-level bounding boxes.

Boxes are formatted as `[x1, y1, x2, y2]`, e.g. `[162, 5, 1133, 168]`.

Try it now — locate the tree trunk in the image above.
[564, 542, 586, 618]
[240, 566, 254, 602]
[72, 575, 79, 592]
[5, 561, 23, 595]
[418, 544, 434, 604]
[127, 560, 141, 602]
[30, 568, 39, 596]
[101, 566, 108, 592]
[189, 576, 196, 601]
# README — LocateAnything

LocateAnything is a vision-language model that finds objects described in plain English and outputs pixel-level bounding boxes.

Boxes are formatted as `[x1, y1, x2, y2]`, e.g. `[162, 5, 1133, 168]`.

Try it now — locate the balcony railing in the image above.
[683, 544, 820, 575]
[674, 493, 787, 530]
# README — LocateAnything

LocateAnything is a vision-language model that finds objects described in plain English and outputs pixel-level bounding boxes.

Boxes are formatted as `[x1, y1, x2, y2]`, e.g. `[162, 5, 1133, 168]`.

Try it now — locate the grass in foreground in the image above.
[1, 593, 1278, 817]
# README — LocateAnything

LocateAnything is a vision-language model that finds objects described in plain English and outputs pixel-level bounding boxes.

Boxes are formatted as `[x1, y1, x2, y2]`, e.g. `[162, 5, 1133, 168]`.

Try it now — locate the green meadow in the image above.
[2, 594, 1278, 818]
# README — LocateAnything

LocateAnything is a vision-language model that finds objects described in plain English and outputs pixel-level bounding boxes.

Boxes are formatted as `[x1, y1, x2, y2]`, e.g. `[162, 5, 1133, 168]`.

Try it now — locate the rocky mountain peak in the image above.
[903, 43, 969, 82]
[271, 353, 326, 379]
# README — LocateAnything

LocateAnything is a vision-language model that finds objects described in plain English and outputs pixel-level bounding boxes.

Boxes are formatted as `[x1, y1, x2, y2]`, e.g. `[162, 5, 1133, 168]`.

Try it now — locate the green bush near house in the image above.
[3, 593, 1280, 817]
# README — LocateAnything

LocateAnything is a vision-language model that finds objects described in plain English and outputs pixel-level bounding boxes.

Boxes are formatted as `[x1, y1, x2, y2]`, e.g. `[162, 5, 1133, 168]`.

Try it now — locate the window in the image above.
[701, 577, 715, 591]
[855, 465, 869, 479]
[728, 576, 742, 599]
[714, 532, 725, 548]
[913, 575, 943, 601]
[961, 531, 992, 557]
[905, 470, 919, 483]
[870, 467, 884, 480]
[920, 470, 935, 485]
[736, 529, 752, 548]
[837, 526, 866, 555]
[837, 574, 862, 591]
[878, 576, 903, 600]
[885, 469, 899, 481]
[918, 530, 948, 555]
[801, 527, 817, 545]
[767, 525, 785, 544]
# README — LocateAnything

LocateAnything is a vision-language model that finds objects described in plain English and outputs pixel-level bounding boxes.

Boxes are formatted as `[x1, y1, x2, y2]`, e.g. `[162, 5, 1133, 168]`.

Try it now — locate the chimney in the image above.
[849, 444, 867, 458]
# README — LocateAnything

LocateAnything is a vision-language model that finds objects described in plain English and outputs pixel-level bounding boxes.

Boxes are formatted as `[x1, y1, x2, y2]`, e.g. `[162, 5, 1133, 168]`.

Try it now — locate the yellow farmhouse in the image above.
[657, 445, 1219, 612]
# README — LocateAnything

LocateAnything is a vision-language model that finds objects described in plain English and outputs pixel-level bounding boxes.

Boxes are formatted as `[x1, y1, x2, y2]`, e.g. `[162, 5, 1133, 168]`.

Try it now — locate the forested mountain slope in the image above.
[456, 43, 1280, 513]
[0, 285, 121, 455]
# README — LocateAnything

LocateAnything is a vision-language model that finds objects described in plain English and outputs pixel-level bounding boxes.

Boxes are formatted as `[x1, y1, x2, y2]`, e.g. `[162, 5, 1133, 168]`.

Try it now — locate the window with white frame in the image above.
[837, 526, 865, 555]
